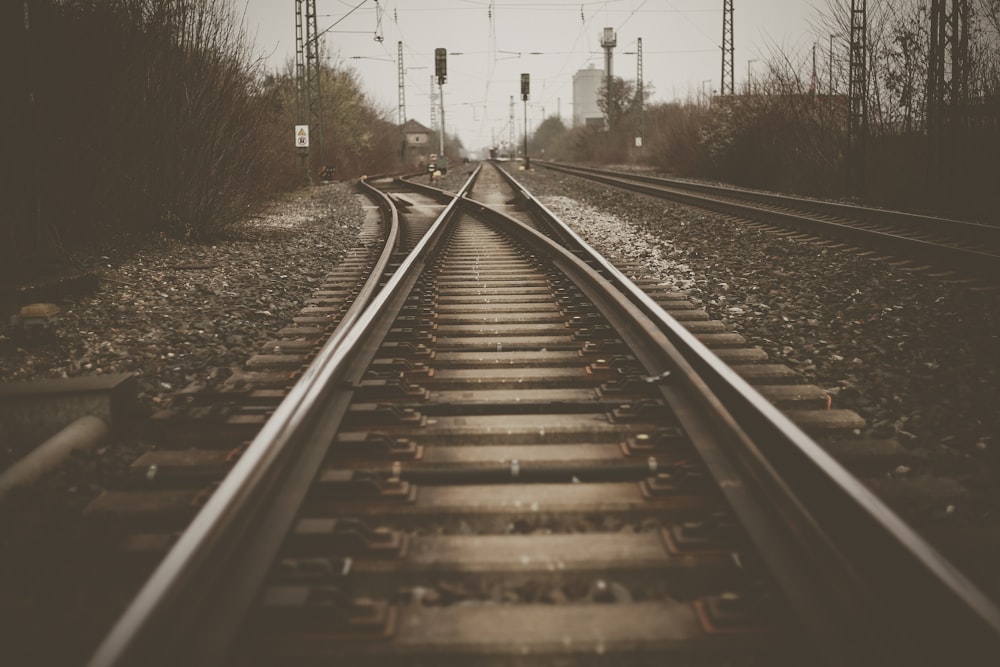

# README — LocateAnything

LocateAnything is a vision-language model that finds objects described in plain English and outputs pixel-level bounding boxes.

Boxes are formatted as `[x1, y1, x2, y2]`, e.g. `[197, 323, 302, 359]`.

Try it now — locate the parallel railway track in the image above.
[85, 162, 1000, 666]
[537, 161, 1000, 278]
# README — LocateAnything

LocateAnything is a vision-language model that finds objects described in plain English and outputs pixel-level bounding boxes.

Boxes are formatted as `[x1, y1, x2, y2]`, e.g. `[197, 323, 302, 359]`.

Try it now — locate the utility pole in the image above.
[295, 0, 323, 179]
[304, 0, 323, 169]
[295, 1, 306, 124]
[294, 0, 308, 180]
[397, 41, 406, 163]
[509, 96, 515, 159]
[600, 27, 616, 131]
[847, 0, 868, 196]
[721, 0, 735, 96]
[636, 37, 644, 148]
[927, 0, 969, 206]
[397, 41, 405, 125]
[429, 75, 437, 136]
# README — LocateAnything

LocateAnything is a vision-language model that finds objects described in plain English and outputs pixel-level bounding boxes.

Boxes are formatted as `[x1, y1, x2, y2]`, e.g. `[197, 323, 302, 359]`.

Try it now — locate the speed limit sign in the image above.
[295, 125, 309, 148]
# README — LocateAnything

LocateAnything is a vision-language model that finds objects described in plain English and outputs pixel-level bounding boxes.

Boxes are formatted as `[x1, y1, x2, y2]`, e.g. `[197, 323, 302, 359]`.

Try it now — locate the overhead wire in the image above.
[316, 0, 369, 41]
[661, 0, 720, 48]
[616, 0, 648, 31]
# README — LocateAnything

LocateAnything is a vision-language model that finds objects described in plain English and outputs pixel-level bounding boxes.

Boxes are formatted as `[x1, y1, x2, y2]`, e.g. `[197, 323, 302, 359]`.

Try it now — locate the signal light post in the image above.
[521, 73, 530, 170]
[435, 48, 447, 166]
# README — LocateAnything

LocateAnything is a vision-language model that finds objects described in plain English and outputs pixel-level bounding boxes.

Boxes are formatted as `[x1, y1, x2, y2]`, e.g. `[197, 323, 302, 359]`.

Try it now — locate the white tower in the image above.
[572, 65, 605, 128]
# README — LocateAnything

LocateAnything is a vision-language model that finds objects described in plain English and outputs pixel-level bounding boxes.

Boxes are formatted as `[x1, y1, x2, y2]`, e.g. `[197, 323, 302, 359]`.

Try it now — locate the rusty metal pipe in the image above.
[0, 414, 108, 501]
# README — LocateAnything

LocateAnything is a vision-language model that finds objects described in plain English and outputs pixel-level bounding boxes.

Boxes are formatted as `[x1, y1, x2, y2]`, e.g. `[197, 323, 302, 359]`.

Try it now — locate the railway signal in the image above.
[521, 73, 530, 169]
[435, 48, 447, 164]
[434, 47, 446, 85]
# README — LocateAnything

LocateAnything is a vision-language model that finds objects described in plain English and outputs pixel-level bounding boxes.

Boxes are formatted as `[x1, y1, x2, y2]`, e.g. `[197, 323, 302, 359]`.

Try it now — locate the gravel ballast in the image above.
[1, 168, 998, 663]
[1, 186, 365, 460]
[0, 183, 366, 664]
[528, 174, 1000, 460]
[511, 164, 1000, 593]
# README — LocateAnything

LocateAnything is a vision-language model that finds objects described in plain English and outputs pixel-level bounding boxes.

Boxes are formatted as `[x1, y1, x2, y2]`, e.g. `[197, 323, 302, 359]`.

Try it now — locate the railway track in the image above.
[537, 161, 1000, 279]
[85, 162, 1000, 666]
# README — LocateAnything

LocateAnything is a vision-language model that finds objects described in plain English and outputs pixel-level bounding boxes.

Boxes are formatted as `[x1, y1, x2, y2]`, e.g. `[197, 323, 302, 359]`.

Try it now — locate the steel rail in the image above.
[85, 176, 458, 667]
[462, 175, 882, 663]
[489, 161, 1000, 665]
[538, 161, 1000, 276]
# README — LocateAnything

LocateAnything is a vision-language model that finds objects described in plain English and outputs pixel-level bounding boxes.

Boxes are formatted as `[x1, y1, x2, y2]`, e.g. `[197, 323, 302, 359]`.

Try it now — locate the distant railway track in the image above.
[537, 161, 1000, 279]
[85, 162, 1000, 666]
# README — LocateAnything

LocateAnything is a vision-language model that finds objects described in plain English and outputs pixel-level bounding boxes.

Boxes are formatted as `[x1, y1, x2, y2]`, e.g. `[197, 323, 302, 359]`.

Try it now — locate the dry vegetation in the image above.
[2, 0, 404, 279]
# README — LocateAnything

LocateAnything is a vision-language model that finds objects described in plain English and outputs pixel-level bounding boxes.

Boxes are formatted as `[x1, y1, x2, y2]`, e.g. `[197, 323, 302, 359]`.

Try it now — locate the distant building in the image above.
[400, 119, 433, 166]
[573, 64, 605, 129]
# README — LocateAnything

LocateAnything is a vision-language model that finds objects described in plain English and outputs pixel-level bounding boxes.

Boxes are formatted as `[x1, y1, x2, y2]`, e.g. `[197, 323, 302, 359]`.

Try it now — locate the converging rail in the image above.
[88, 162, 1000, 666]
[537, 161, 1000, 278]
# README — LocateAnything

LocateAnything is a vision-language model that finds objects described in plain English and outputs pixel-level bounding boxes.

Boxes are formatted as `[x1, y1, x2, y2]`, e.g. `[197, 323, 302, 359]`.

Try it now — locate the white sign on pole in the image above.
[295, 125, 310, 148]
[635, 136, 643, 147]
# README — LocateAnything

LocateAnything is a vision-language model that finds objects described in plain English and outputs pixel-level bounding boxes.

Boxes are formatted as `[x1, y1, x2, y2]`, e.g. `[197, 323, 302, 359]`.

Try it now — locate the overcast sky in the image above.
[240, 1, 827, 153]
